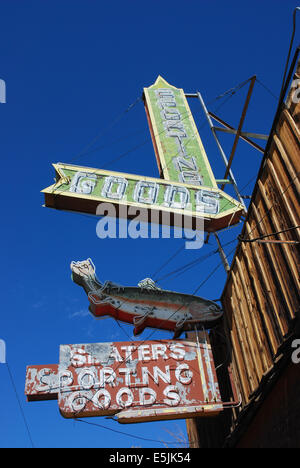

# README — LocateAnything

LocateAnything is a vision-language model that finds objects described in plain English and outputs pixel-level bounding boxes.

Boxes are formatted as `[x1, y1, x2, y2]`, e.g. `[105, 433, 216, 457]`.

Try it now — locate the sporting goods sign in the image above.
[25, 338, 223, 423]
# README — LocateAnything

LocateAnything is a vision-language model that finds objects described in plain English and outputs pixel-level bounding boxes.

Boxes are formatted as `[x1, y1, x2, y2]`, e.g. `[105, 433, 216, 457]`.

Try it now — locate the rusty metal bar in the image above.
[214, 232, 231, 273]
[196, 90, 247, 230]
[222, 365, 242, 408]
[209, 112, 266, 154]
[214, 127, 268, 141]
[221, 76, 257, 190]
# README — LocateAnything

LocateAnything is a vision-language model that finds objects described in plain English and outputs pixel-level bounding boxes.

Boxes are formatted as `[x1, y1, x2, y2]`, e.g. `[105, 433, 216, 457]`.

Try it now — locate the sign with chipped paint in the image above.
[25, 339, 222, 423]
[25, 364, 59, 401]
[42, 163, 244, 233]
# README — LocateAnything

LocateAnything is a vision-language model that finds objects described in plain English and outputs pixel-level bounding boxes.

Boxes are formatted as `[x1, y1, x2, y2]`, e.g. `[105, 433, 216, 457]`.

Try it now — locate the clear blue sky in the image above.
[0, 0, 298, 448]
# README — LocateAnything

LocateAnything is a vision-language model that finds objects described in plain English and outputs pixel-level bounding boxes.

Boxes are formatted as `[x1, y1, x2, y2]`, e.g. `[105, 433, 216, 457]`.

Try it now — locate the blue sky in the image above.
[0, 0, 298, 448]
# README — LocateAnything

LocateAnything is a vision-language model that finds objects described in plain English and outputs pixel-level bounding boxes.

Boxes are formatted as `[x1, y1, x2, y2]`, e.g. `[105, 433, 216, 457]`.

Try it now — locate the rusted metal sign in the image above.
[25, 364, 59, 401]
[25, 339, 222, 423]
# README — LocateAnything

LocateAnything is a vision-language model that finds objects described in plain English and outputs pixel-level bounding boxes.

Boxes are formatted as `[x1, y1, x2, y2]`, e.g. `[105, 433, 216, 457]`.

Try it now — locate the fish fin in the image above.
[172, 328, 184, 339]
[88, 303, 108, 318]
[133, 323, 147, 336]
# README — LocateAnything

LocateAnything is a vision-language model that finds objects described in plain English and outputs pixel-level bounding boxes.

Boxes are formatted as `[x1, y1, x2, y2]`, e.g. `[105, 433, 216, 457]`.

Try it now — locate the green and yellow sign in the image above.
[42, 163, 244, 232]
[42, 77, 245, 232]
[144, 76, 217, 187]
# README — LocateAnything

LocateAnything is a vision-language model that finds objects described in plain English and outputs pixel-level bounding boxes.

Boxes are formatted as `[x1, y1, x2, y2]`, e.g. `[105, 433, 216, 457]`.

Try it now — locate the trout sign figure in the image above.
[25, 339, 223, 423]
[70, 258, 223, 338]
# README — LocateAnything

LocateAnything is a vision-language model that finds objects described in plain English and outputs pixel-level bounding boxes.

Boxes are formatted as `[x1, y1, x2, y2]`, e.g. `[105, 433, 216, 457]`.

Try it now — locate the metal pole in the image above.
[214, 232, 231, 274]
[196, 91, 247, 212]
[201, 326, 217, 401]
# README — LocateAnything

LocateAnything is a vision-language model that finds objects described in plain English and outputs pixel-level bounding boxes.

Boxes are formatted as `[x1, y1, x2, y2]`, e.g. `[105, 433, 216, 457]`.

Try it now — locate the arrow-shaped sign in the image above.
[42, 162, 243, 232]
[42, 77, 245, 233]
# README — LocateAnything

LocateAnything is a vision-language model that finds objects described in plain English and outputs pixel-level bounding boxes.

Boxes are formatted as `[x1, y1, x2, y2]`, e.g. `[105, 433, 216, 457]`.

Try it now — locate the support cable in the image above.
[74, 418, 189, 447]
[64, 77, 252, 173]
[238, 225, 300, 244]
[5, 362, 35, 448]
[280, 7, 300, 100]
[256, 78, 279, 101]
[68, 96, 142, 163]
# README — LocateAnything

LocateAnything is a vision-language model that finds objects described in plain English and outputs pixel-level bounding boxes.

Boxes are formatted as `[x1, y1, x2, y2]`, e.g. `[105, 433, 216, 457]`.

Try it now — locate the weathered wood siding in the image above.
[221, 60, 300, 405]
[186, 56, 300, 448]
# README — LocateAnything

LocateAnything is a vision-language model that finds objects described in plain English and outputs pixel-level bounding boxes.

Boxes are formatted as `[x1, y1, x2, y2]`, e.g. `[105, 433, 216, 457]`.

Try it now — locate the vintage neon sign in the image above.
[43, 163, 243, 232]
[25, 339, 222, 423]
[42, 77, 244, 232]
[70, 258, 223, 338]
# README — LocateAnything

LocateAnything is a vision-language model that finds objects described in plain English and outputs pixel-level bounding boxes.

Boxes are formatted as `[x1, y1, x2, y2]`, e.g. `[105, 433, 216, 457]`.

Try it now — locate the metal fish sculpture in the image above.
[70, 259, 223, 338]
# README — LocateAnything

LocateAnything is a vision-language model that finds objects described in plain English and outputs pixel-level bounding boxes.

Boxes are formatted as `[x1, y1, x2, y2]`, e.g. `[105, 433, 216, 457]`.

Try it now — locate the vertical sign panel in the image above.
[144, 76, 217, 187]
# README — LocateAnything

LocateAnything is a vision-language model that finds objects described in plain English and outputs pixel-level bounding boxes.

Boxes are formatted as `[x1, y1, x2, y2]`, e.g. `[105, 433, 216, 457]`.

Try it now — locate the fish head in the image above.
[70, 258, 96, 282]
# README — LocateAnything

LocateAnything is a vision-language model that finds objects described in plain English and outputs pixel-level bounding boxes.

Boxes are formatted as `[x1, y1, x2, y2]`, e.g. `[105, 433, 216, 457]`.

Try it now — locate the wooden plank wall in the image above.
[186, 58, 300, 447]
[221, 61, 300, 405]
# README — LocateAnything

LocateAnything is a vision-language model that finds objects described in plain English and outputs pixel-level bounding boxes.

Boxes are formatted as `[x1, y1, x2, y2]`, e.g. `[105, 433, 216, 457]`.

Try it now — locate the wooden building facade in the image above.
[186, 50, 300, 448]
